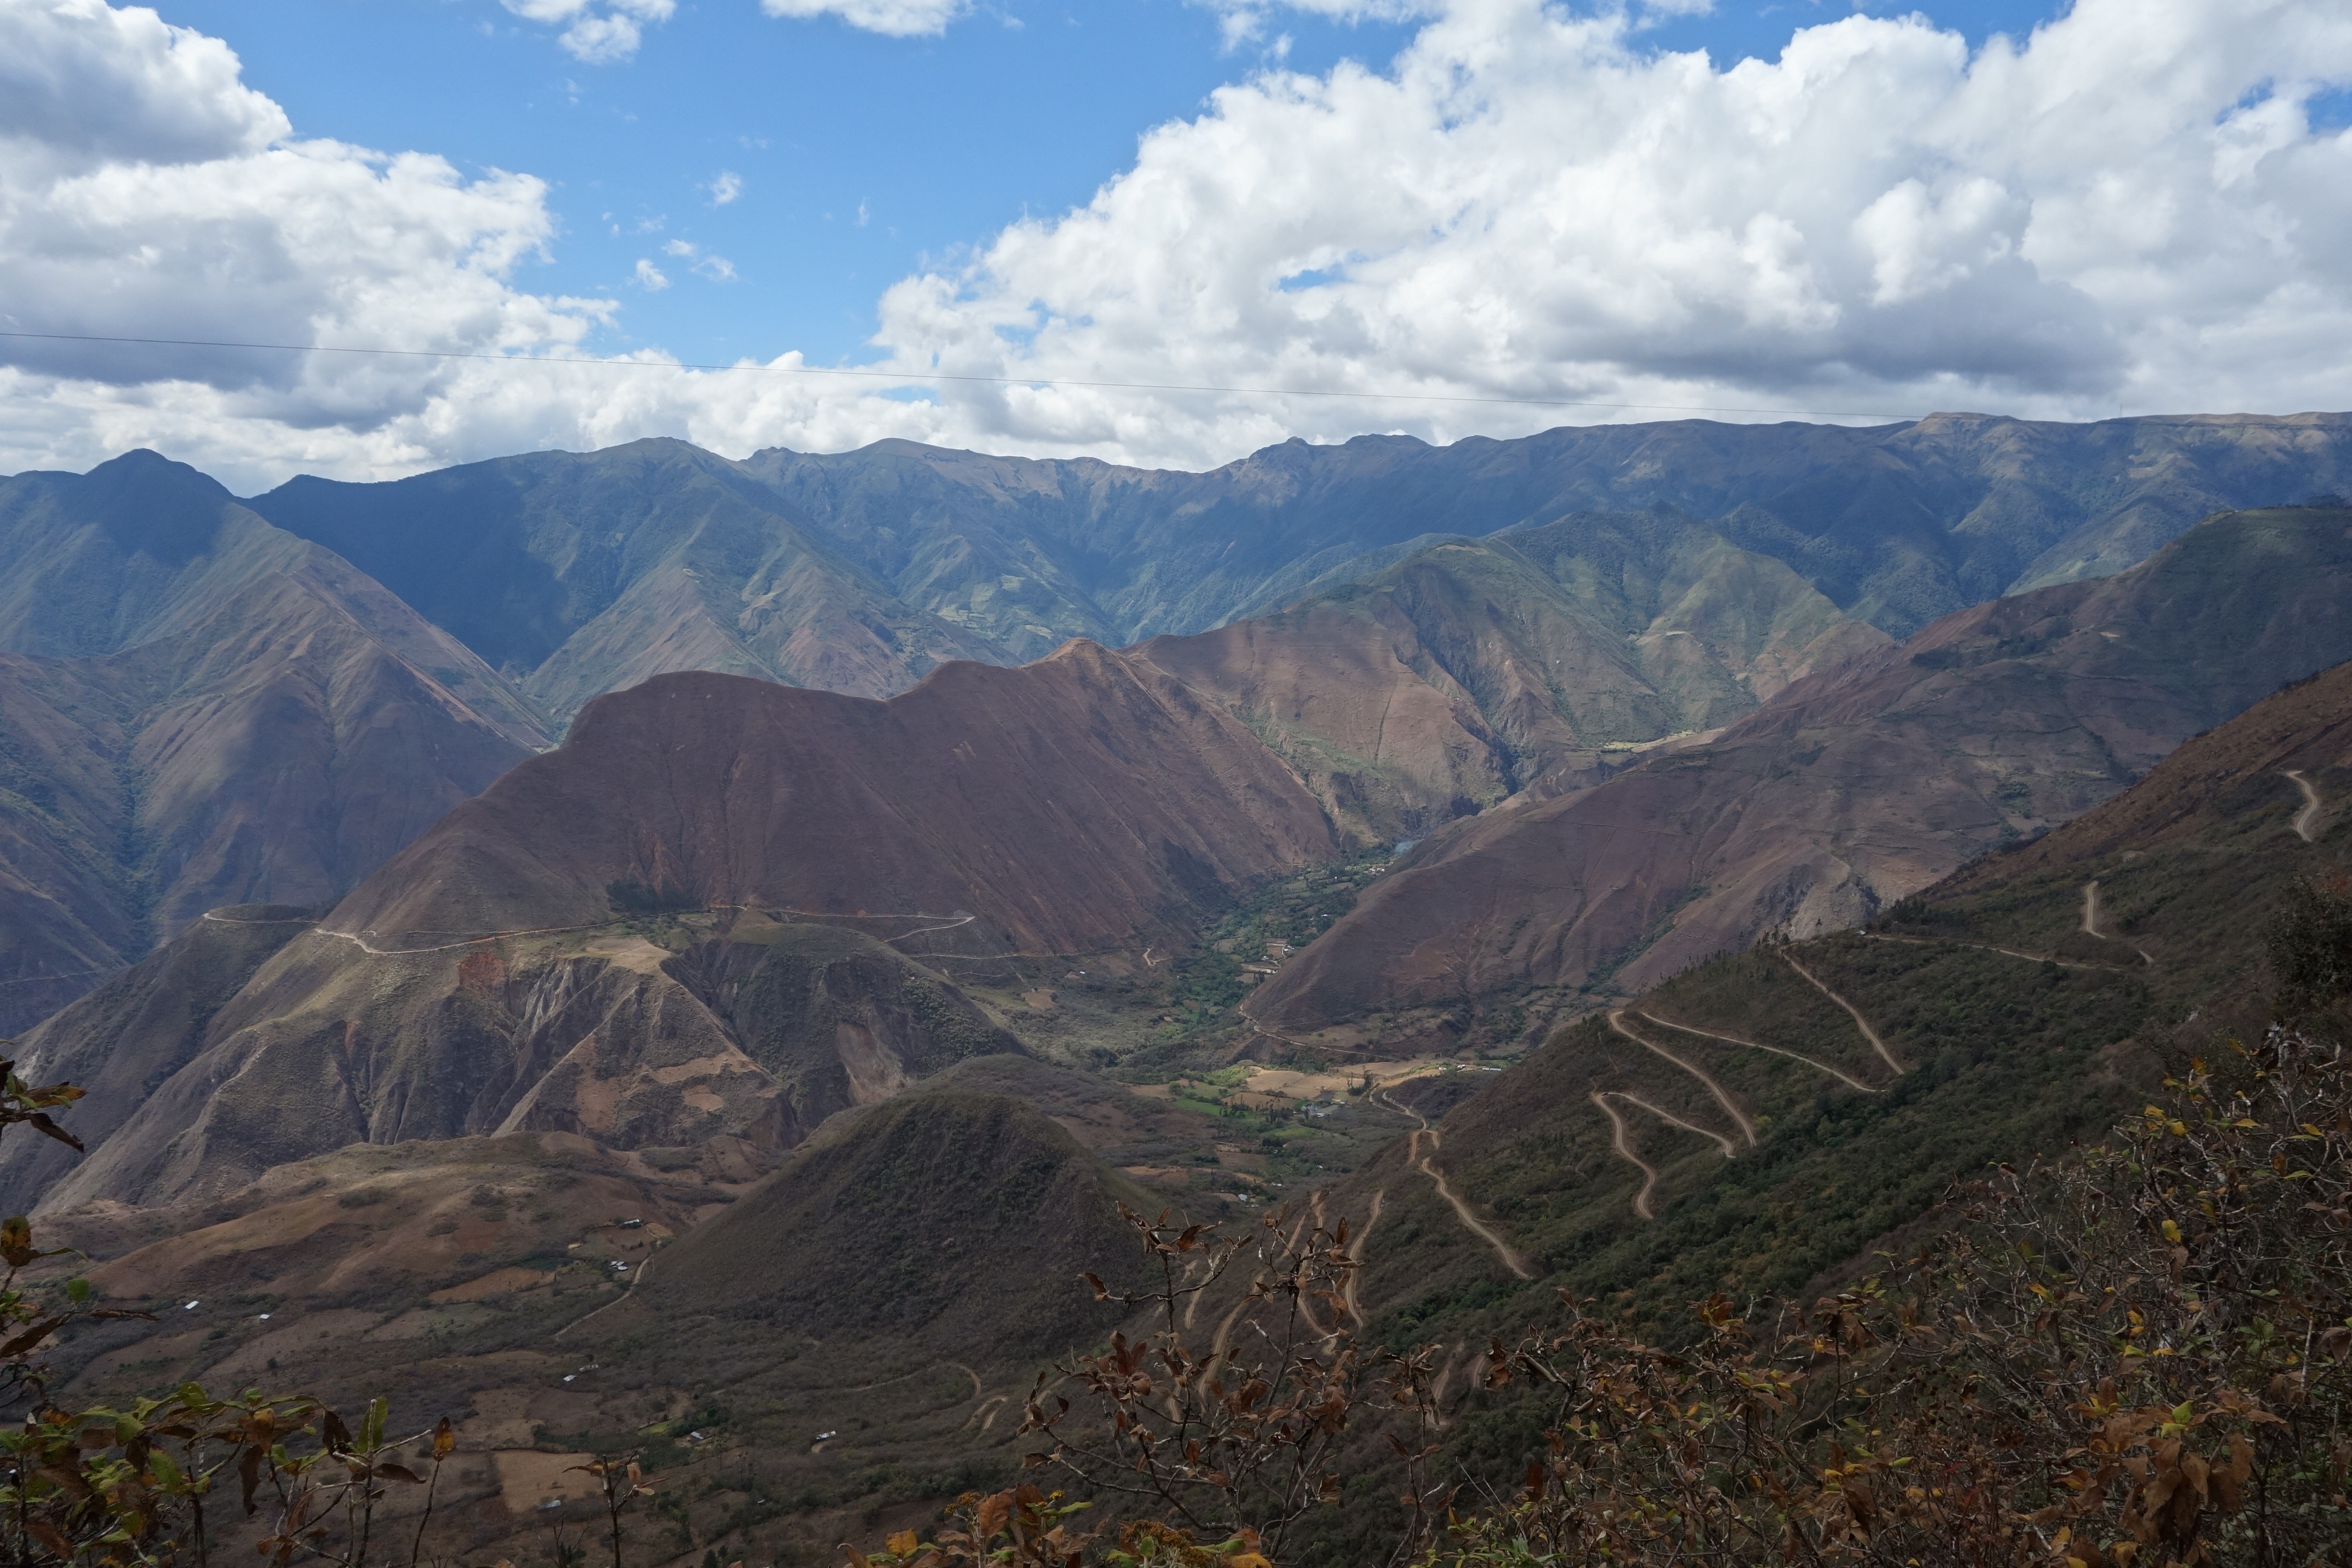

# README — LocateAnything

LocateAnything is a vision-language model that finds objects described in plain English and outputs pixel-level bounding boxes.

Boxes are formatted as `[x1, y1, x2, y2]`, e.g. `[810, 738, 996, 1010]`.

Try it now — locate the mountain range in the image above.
[11, 411, 2352, 1566]
[6, 413, 2350, 1036]
[1252, 500, 2352, 1035]
[0, 453, 546, 1032]
[26, 565, 2352, 1568]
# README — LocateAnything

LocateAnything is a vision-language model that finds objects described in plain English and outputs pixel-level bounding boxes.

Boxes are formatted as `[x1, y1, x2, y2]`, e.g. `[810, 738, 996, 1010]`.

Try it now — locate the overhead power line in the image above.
[0, 328, 1917, 423]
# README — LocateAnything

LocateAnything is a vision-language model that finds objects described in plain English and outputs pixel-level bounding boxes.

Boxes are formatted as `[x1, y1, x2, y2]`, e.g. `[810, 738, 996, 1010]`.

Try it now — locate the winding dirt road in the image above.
[1589, 1094, 1659, 1220]
[1604, 1011, 1758, 1144]
[1634, 1010, 1880, 1093]
[1863, 931, 2132, 972]
[0, 963, 120, 993]
[2286, 769, 2325, 842]
[298, 904, 979, 962]
[1604, 1091, 1736, 1158]
[1779, 953, 1906, 1075]
[1369, 1089, 1532, 1279]
[1341, 1189, 1384, 1325]
[306, 921, 608, 958]
[1406, 1127, 1533, 1278]
[552, 1247, 658, 1341]
[2079, 880, 2154, 965]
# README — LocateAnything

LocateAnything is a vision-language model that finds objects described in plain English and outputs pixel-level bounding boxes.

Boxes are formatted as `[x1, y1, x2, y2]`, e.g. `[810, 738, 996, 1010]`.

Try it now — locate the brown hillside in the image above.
[0, 563, 546, 1033]
[606, 1065, 1152, 1364]
[1254, 505, 2352, 1031]
[1935, 660, 2352, 887]
[34, 919, 1019, 1212]
[1137, 520, 1886, 841]
[32, 1059, 1201, 1568]
[1, 905, 313, 1208]
[328, 641, 1338, 955]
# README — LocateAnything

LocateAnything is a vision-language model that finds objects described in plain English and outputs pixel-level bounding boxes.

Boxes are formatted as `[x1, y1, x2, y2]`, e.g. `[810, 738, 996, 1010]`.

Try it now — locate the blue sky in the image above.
[148, 0, 2074, 370]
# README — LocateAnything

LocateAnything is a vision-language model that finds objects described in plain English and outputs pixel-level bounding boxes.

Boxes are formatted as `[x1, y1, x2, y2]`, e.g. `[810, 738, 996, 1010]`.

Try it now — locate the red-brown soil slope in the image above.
[1254, 505, 2352, 1030]
[1137, 517, 1886, 841]
[31, 915, 1025, 1212]
[0, 552, 547, 1033]
[0, 904, 313, 1212]
[329, 640, 1338, 956]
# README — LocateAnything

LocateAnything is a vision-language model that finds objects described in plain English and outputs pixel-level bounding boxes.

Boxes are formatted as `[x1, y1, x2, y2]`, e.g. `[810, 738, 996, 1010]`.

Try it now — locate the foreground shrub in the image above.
[1433, 1028, 2352, 1567]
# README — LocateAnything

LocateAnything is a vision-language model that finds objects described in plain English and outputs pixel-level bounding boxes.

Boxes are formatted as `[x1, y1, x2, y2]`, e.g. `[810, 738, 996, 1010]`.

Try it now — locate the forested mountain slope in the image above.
[1304, 644, 2352, 1349]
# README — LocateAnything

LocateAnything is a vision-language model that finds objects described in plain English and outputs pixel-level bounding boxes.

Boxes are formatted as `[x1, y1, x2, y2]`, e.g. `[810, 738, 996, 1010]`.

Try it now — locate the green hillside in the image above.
[1317, 652, 2352, 1350]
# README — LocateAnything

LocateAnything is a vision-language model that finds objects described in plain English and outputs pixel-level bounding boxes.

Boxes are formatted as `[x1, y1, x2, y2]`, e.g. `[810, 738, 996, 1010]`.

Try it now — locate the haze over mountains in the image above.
[13, 411, 2352, 1566]
[0, 453, 547, 1031]
[4, 412, 2349, 1031]
[246, 414, 2352, 719]
[1253, 501, 2352, 1031]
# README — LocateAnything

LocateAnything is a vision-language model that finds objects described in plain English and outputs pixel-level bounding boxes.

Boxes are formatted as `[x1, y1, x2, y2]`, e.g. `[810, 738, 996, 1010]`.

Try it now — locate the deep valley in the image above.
[8, 417, 2352, 1566]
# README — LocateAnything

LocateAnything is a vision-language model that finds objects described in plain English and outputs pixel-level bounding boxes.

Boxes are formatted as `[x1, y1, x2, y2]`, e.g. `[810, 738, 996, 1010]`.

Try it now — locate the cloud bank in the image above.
[2, 0, 2350, 491]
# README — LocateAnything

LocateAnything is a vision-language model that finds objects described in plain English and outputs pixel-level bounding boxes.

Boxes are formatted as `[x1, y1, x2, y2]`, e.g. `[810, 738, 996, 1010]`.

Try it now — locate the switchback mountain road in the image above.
[1780, 953, 1906, 1075]
[1406, 1126, 1533, 1279]
[1589, 1094, 1660, 1221]
[1633, 1010, 1881, 1093]
[2079, 880, 2155, 965]
[1370, 1089, 1532, 1278]
[1604, 1010, 1758, 1145]
[1595, 1090, 1737, 1160]
[2287, 769, 2325, 841]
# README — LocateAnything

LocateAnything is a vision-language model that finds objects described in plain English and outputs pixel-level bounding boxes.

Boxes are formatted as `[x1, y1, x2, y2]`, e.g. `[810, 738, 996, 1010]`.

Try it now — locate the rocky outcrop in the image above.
[31, 921, 1016, 1213]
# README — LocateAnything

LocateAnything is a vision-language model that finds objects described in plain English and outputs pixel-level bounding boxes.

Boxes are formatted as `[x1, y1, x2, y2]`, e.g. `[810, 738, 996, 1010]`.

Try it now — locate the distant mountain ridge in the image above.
[6, 411, 2351, 1033]
[245, 414, 2352, 729]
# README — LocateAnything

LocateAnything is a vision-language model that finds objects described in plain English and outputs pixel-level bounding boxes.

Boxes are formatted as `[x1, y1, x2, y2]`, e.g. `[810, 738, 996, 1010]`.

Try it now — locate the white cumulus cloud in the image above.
[1198, 0, 1435, 51]
[708, 169, 742, 205]
[1, 0, 286, 170]
[3, 0, 2352, 492]
[498, 0, 676, 62]
[0, 0, 607, 486]
[853, 0, 2352, 461]
[759, 0, 968, 39]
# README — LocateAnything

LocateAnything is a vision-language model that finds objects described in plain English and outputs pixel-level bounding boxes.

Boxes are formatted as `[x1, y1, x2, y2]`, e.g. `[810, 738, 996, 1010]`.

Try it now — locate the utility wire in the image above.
[0, 328, 1916, 422]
